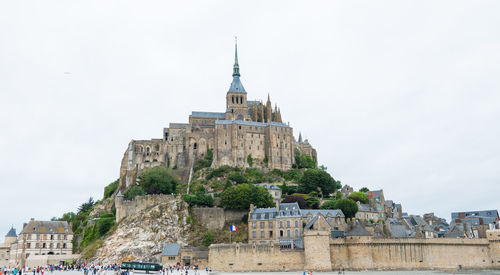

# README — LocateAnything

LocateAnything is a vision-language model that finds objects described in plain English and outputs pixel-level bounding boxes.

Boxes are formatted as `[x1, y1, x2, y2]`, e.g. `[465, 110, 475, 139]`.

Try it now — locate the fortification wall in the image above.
[116, 194, 176, 222]
[330, 237, 494, 270]
[209, 233, 500, 272]
[192, 208, 247, 230]
[209, 242, 304, 271]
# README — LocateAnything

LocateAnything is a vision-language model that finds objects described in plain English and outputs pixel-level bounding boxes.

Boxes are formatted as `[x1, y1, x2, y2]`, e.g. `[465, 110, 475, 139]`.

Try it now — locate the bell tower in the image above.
[226, 38, 248, 120]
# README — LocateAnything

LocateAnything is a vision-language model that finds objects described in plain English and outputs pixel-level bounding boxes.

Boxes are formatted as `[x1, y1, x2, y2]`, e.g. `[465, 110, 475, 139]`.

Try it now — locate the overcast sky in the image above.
[1, 1, 499, 240]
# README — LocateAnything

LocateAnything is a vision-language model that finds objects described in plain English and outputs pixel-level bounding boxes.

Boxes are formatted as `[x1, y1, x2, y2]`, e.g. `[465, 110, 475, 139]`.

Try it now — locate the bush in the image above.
[103, 179, 119, 199]
[282, 195, 307, 209]
[320, 198, 358, 218]
[182, 193, 215, 207]
[206, 166, 238, 180]
[359, 187, 369, 193]
[247, 154, 253, 167]
[227, 171, 246, 184]
[123, 185, 146, 200]
[347, 192, 368, 203]
[299, 168, 341, 197]
[139, 166, 177, 195]
[244, 168, 264, 184]
[193, 149, 213, 172]
[204, 231, 214, 247]
[219, 184, 274, 210]
[283, 169, 303, 182]
[294, 149, 316, 169]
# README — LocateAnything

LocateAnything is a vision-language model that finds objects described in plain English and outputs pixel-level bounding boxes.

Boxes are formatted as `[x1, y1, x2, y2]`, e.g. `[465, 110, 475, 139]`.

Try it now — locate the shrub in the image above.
[244, 168, 264, 184]
[204, 231, 214, 247]
[227, 171, 246, 184]
[348, 192, 368, 203]
[182, 194, 215, 207]
[193, 149, 213, 172]
[282, 195, 307, 209]
[138, 166, 177, 195]
[219, 184, 274, 210]
[123, 185, 146, 200]
[247, 154, 253, 167]
[103, 179, 119, 199]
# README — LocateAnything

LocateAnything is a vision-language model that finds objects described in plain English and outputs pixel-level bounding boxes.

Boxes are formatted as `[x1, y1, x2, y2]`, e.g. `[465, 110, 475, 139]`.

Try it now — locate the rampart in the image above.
[115, 194, 177, 222]
[209, 230, 500, 271]
[209, 242, 305, 271]
[192, 208, 247, 230]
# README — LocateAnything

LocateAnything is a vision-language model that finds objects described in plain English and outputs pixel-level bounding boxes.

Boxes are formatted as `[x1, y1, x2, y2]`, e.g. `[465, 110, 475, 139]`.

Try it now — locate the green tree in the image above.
[334, 199, 358, 218]
[138, 166, 177, 195]
[227, 171, 246, 184]
[294, 149, 316, 169]
[219, 184, 274, 210]
[78, 197, 95, 214]
[103, 179, 119, 199]
[123, 185, 146, 200]
[348, 192, 368, 203]
[244, 168, 264, 184]
[247, 154, 253, 167]
[282, 195, 308, 209]
[182, 193, 215, 207]
[359, 187, 369, 193]
[320, 199, 337, 210]
[298, 169, 341, 196]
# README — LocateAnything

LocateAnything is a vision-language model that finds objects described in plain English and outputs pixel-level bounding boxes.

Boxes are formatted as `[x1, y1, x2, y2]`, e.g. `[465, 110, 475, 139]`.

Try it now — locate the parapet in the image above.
[487, 229, 500, 241]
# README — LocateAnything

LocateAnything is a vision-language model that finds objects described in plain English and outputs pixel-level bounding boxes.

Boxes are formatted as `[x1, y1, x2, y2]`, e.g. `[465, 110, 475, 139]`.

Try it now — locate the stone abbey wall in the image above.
[209, 230, 500, 272]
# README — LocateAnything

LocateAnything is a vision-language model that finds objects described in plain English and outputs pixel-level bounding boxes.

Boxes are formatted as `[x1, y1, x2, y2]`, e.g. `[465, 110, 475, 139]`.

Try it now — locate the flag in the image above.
[230, 224, 238, 232]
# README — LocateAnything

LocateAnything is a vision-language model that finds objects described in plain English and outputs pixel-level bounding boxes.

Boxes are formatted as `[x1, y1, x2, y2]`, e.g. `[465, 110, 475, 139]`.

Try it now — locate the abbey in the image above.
[119, 43, 316, 188]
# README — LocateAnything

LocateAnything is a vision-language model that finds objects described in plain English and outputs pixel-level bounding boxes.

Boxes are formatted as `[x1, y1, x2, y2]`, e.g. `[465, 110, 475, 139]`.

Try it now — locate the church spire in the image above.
[232, 37, 240, 77]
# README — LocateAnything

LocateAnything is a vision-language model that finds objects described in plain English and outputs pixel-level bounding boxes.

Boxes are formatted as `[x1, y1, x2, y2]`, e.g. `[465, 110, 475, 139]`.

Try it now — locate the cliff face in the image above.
[90, 197, 190, 264]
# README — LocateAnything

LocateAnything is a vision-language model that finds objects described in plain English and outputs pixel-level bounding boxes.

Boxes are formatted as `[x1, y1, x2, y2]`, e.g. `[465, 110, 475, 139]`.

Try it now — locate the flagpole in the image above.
[229, 227, 232, 244]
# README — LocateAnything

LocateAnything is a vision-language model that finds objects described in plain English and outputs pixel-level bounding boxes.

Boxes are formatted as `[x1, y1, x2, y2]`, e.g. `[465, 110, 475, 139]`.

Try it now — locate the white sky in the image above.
[1, 1, 499, 240]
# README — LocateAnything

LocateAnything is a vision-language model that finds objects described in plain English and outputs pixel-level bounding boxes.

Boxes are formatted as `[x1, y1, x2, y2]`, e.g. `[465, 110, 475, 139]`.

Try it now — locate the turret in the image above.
[5, 227, 17, 245]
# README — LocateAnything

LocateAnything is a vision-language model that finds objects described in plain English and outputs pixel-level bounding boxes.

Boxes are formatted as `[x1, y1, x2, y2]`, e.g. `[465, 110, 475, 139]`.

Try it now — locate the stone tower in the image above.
[4, 227, 17, 246]
[226, 39, 248, 121]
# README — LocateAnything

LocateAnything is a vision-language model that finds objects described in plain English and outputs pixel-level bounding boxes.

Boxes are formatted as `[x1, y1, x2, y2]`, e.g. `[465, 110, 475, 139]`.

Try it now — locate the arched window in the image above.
[193, 143, 197, 150]
[232, 96, 234, 104]
[240, 96, 243, 104]
[146, 147, 150, 155]
[155, 145, 159, 151]
[295, 229, 299, 237]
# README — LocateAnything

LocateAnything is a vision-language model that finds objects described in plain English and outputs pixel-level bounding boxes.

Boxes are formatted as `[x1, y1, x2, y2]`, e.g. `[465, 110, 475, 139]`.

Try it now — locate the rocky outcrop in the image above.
[90, 197, 190, 264]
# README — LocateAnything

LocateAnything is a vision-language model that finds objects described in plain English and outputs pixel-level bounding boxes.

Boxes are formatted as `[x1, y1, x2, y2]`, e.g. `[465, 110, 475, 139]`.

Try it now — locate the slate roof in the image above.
[358, 204, 377, 213]
[215, 120, 291, 128]
[5, 227, 16, 237]
[250, 208, 278, 220]
[390, 224, 413, 238]
[20, 220, 72, 235]
[346, 223, 372, 236]
[169, 123, 190, 129]
[189, 112, 226, 119]
[228, 76, 246, 93]
[301, 209, 344, 219]
[162, 243, 180, 256]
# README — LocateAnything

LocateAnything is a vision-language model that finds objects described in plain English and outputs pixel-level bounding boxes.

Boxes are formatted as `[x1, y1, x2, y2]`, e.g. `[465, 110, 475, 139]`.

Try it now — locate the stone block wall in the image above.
[192, 208, 247, 230]
[209, 242, 304, 271]
[116, 194, 176, 222]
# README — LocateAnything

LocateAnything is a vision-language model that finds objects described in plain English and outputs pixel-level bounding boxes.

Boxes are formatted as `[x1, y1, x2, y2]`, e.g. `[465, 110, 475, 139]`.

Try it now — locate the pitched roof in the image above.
[20, 220, 72, 235]
[5, 227, 16, 237]
[346, 223, 372, 236]
[228, 76, 246, 93]
[189, 112, 226, 119]
[162, 243, 180, 256]
[358, 204, 377, 213]
[390, 224, 413, 238]
[301, 209, 345, 218]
